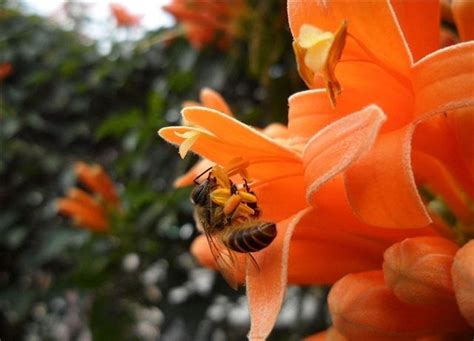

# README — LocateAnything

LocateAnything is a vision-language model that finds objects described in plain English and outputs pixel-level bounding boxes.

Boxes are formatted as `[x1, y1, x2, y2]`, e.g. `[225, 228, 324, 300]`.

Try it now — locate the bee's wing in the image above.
[203, 230, 246, 290]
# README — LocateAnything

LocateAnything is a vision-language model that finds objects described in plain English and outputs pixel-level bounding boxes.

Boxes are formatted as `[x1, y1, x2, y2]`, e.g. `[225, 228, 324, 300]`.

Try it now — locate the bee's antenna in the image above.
[193, 166, 213, 184]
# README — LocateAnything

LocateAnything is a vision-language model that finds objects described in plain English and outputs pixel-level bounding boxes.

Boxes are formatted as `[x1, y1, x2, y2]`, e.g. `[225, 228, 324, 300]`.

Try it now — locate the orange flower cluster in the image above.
[159, 0, 474, 339]
[163, 0, 247, 50]
[57, 162, 120, 232]
[109, 3, 141, 28]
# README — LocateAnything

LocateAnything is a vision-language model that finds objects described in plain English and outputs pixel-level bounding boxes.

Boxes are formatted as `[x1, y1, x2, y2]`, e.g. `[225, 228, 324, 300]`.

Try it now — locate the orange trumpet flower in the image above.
[163, 0, 247, 50]
[288, 0, 474, 230]
[159, 100, 442, 339]
[57, 162, 119, 232]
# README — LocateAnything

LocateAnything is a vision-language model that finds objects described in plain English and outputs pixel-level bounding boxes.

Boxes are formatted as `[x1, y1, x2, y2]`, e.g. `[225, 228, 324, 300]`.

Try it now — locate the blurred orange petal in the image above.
[345, 125, 431, 228]
[412, 41, 474, 118]
[57, 198, 107, 232]
[174, 159, 214, 188]
[110, 3, 140, 27]
[451, 240, 474, 327]
[383, 237, 459, 305]
[199, 88, 233, 116]
[94, 166, 119, 205]
[452, 0, 474, 41]
[303, 105, 386, 205]
[261, 123, 291, 139]
[74, 162, 118, 205]
[67, 188, 101, 210]
[0, 63, 12, 81]
[329, 271, 471, 339]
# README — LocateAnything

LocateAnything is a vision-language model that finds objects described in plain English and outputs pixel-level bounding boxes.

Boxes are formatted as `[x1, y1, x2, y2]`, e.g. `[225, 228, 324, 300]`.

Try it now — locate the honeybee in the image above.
[191, 165, 277, 289]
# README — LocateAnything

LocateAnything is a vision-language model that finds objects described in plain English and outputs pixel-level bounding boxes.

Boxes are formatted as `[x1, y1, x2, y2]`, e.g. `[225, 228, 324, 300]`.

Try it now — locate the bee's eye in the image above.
[191, 182, 208, 205]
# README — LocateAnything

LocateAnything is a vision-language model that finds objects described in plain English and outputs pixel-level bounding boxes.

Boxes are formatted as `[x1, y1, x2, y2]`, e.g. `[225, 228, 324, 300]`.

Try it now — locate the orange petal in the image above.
[451, 240, 474, 327]
[159, 122, 303, 182]
[182, 107, 299, 159]
[383, 237, 459, 306]
[247, 208, 311, 341]
[174, 159, 214, 188]
[56, 198, 108, 232]
[329, 271, 471, 339]
[447, 108, 474, 182]
[67, 188, 101, 210]
[261, 123, 291, 139]
[345, 124, 431, 228]
[303, 105, 386, 205]
[452, 0, 474, 41]
[254, 175, 307, 223]
[287, 0, 412, 74]
[94, 166, 119, 205]
[413, 113, 474, 199]
[412, 41, 474, 117]
[289, 209, 385, 284]
[311, 175, 438, 243]
[288, 59, 414, 139]
[390, 1, 440, 61]
[412, 150, 473, 223]
[74, 162, 118, 204]
[199, 88, 233, 116]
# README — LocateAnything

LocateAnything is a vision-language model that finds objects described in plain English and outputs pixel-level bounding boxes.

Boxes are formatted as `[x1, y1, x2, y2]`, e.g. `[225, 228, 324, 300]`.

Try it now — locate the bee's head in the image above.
[191, 180, 210, 206]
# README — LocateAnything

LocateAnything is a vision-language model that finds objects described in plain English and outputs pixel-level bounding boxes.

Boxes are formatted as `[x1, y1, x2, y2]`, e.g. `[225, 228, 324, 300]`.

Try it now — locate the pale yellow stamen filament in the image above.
[175, 131, 201, 159]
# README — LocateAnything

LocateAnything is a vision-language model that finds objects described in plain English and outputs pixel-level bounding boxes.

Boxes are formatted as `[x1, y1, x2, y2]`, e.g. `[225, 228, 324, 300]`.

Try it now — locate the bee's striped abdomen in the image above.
[224, 222, 277, 253]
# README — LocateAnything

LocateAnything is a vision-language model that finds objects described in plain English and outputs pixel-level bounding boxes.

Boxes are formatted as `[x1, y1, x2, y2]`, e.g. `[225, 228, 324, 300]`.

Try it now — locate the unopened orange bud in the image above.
[383, 237, 459, 305]
[451, 240, 474, 327]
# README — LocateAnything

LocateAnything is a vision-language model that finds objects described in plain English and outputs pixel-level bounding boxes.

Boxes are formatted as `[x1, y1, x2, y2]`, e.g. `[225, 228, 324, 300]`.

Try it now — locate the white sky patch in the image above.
[22, 0, 175, 47]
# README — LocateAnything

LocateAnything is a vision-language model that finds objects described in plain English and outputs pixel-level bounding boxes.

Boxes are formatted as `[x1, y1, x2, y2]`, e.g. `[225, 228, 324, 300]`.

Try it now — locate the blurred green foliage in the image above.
[0, 1, 328, 340]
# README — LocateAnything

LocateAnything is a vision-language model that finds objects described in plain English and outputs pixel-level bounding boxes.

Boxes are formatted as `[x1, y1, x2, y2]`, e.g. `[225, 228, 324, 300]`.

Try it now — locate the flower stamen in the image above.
[293, 20, 347, 107]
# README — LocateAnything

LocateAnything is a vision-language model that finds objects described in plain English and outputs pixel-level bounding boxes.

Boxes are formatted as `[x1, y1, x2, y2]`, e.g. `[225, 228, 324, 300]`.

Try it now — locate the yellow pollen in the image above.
[212, 165, 231, 189]
[236, 203, 255, 216]
[210, 187, 231, 206]
[237, 190, 257, 203]
[223, 194, 242, 216]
